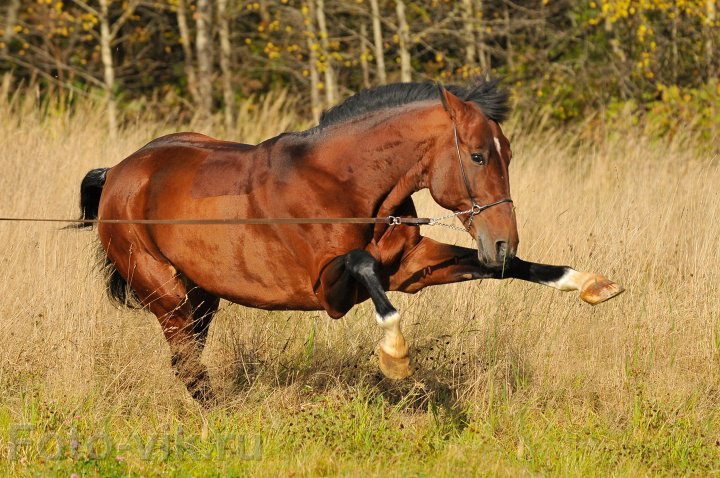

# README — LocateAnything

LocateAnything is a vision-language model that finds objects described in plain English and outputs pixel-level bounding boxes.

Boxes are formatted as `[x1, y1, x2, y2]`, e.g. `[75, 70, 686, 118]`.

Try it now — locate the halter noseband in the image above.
[451, 120, 514, 231]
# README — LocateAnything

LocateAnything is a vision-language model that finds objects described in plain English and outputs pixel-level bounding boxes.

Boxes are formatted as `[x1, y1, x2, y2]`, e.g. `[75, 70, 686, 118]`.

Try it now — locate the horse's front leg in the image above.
[316, 249, 412, 379]
[499, 257, 624, 304]
[390, 237, 624, 304]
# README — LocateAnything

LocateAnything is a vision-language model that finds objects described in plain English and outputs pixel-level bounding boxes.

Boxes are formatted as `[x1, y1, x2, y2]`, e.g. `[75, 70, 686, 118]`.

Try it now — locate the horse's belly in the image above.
[153, 223, 322, 311]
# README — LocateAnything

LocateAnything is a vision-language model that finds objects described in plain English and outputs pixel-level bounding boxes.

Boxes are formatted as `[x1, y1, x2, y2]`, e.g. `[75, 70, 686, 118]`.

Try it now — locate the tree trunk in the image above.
[176, 0, 199, 104]
[395, 0, 411, 82]
[2, 0, 20, 57]
[315, 0, 337, 105]
[258, 0, 271, 24]
[98, 0, 117, 139]
[195, 0, 213, 125]
[476, 0, 488, 70]
[304, 1, 322, 123]
[461, 0, 476, 66]
[218, 0, 234, 130]
[705, 0, 716, 80]
[360, 23, 370, 88]
[604, 16, 625, 63]
[671, 4, 678, 83]
[708, 0, 718, 144]
[503, 3, 513, 72]
[369, 0, 387, 84]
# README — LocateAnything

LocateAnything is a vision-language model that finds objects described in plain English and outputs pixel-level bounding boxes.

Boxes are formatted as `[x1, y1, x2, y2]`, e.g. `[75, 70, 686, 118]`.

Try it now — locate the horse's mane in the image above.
[315, 77, 510, 130]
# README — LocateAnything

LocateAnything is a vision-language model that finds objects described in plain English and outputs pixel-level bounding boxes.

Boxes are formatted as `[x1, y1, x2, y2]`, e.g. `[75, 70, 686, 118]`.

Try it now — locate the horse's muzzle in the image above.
[477, 237, 516, 270]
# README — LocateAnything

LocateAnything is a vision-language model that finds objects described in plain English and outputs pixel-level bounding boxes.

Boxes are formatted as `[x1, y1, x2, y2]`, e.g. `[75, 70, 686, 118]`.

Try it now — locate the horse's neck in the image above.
[315, 105, 444, 206]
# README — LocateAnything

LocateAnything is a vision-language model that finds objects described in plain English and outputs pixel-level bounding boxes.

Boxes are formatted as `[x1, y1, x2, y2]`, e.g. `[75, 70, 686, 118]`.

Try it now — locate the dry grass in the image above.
[0, 79, 719, 476]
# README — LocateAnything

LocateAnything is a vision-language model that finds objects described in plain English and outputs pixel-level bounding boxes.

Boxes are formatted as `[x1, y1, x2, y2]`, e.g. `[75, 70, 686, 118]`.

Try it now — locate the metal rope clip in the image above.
[388, 216, 401, 225]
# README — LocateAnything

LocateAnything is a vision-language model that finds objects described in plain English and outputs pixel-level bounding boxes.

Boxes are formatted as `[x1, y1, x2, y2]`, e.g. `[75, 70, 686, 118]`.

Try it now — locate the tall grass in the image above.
[0, 79, 719, 476]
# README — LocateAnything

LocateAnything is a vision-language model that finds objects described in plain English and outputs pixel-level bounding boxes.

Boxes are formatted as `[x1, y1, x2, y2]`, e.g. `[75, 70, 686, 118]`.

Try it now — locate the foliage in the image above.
[0, 0, 717, 130]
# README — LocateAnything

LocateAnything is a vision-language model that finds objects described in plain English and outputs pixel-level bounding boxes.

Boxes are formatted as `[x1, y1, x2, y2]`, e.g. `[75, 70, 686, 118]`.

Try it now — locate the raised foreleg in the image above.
[315, 249, 412, 379]
[390, 237, 624, 304]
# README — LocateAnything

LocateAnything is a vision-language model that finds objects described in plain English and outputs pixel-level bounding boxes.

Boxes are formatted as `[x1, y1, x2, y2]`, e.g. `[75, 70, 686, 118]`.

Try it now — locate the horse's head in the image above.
[427, 85, 519, 269]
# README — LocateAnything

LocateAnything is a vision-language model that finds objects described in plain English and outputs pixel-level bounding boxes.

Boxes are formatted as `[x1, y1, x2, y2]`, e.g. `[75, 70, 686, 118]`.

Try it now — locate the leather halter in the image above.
[451, 120, 513, 231]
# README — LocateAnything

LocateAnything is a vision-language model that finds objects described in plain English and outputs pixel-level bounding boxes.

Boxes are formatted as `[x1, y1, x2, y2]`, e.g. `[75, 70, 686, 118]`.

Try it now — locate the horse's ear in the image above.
[437, 83, 451, 115]
[436, 83, 465, 122]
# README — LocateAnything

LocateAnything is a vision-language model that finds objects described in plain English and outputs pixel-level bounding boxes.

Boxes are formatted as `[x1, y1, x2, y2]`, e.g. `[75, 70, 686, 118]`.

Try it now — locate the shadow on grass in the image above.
[215, 324, 531, 437]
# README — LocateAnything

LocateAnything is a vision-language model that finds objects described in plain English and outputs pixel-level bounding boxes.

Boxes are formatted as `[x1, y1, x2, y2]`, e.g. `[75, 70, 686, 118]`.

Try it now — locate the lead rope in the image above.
[0, 214, 467, 228]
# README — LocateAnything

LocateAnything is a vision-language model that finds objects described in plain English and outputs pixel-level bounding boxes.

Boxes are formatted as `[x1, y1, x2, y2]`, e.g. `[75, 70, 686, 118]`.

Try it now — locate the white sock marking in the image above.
[376, 310, 399, 327]
[543, 269, 591, 291]
[376, 310, 407, 358]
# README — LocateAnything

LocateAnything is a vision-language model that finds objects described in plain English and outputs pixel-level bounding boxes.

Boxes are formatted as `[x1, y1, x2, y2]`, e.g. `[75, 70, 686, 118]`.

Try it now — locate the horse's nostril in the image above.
[496, 240, 509, 260]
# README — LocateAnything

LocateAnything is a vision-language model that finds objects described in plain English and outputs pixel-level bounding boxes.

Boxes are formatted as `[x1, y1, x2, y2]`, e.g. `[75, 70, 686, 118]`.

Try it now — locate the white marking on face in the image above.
[494, 137, 502, 156]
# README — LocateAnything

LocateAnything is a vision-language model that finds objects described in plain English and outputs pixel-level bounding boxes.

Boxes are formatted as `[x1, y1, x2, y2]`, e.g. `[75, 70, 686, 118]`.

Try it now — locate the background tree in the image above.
[0, 0, 716, 132]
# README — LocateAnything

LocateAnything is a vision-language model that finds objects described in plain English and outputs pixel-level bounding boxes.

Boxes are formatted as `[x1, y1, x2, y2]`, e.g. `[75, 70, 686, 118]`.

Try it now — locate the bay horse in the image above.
[76, 79, 623, 403]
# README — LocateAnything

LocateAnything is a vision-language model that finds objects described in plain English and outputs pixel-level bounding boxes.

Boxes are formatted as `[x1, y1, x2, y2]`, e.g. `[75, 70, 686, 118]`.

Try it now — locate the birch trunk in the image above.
[395, 0, 411, 82]
[503, 4, 513, 72]
[195, 0, 213, 124]
[315, 0, 337, 105]
[360, 23, 370, 88]
[671, 4, 678, 83]
[369, 0, 387, 84]
[176, 0, 199, 104]
[305, 1, 322, 123]
[706, 0, 716, 80]
[98, 0, 117, 139]
[217, 0, 234, 130]
[461, 0, 476, 66]
[2, 0, 20, 57]
[476, 0, 488, 70]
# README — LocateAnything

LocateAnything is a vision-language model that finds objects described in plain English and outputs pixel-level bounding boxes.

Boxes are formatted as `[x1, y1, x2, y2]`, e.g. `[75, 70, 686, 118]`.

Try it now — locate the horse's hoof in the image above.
[580, 275, 625, 305]
[188, 375, 217, 407]
[193, 388, 218, 408]
[378, 347, 413, 380]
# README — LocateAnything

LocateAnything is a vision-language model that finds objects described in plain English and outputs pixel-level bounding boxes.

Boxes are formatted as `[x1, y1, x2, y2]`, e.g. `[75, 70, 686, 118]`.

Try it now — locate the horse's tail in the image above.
[75, 168, 138, 307]
[75, 168, 109, 229]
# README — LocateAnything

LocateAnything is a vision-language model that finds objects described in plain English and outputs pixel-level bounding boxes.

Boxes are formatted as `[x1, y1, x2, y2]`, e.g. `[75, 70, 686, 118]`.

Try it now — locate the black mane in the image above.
[317, 77, 510, 130]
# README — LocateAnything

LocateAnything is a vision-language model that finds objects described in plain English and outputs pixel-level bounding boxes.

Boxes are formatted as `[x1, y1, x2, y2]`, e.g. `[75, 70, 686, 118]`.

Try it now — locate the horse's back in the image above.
[97, 132, 324, 310]
[142, 132, 256, 153]
[107, 132, 263, 200]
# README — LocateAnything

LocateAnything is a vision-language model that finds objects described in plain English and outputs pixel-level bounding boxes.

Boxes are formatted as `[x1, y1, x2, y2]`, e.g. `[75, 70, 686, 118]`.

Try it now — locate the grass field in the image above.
[0, 84, 719, 477]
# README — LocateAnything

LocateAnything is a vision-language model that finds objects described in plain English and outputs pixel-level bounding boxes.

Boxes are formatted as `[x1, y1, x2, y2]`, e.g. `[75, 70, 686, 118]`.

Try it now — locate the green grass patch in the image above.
[2, 387, 719, 477]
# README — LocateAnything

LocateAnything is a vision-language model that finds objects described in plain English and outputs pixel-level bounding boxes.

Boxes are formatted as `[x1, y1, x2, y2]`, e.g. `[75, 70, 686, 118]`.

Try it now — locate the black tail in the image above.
[75, 168, 108, 229]
[75, 167, 139, 308]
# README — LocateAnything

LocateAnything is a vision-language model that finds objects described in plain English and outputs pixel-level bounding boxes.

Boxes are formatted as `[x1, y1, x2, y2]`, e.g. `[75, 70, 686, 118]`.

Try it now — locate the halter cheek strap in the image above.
[451, 120, 513, 231]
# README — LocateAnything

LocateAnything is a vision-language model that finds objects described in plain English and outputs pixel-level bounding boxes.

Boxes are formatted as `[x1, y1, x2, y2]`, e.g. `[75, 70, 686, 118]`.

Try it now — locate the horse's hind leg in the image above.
[167, 283, 220, 404]
[123, 252, 219, 404]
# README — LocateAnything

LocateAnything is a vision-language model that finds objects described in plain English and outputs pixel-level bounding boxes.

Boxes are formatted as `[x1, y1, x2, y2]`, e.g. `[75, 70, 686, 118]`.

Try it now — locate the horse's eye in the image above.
[470, 153, 486, 165]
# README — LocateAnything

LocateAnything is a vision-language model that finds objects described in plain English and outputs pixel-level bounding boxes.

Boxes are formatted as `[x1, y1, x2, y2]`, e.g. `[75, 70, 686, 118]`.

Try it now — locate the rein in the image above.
[451, 120, 513, 231]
